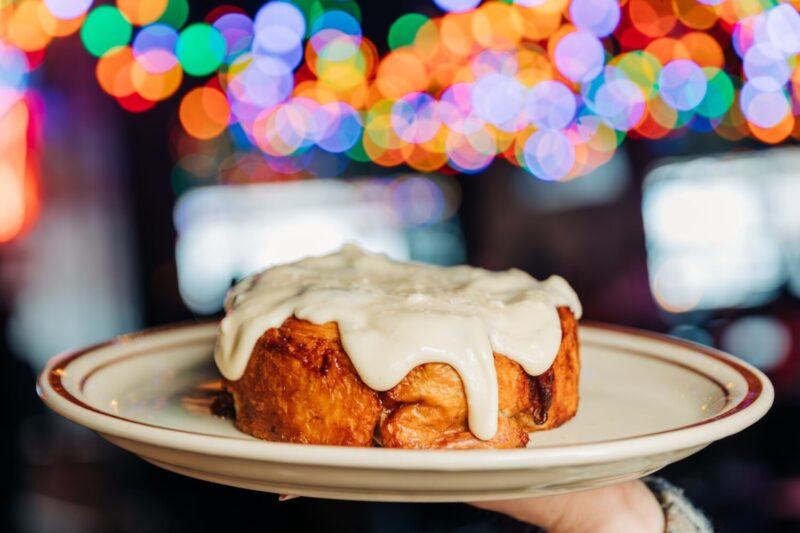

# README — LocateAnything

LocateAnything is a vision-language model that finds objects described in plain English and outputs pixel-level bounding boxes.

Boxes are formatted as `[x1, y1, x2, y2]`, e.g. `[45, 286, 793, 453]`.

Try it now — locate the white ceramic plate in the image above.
[38, 322, 773, 502]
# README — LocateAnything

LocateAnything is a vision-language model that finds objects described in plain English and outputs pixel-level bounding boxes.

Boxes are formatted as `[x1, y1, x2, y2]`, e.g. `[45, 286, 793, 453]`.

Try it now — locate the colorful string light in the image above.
[4, 0, 800, 185]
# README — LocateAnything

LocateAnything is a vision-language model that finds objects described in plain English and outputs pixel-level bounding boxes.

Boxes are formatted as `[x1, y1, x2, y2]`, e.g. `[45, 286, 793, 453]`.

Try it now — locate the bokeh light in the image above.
[672, 0, 717, 30]
[658, 60, 707, 111]
[434, 0, 482, 13]
[523, 129, 575, 181]
[527, 80, 576, 130]
[38, 3, 87, 39]
[609, 51, 661, 99]
[5, 0, 52, 52]
[0, 43, 30, 95]
[569, 0, 620, 38]
[156, 0, 189, 29]
[176, 23, 226, 76]
[180, 86, 231, 139]
[721, 316, 791, 371]
[554, 30, 604, 83]
[315, 102, 363, 153]
[81, 6, 132, 57]
[695, 68, 735, 118]
[388, 13, 429, 50]
[228, 55, 294, 111]
[213, 13, 254, 64]
[629, 0, 677, 38]
[133, 23, 178, 73]
[9, 0, 800, 180]
[0, 98, 38, 243]
[255, 1, 305, 40]
[44, 0, 93, 20]
[584, 72, 646, 131]
[117, 0, 168, 26]
[253, 1, 306, 70]
[471, 2, 524, 50]
[132, 59, 182, 101]
[472, 73, 526, 128]
[389, 176, 445, 226]
[95, 46, 137, 98]
[439, 83, 483, 134]
[680, 32, 724, 69]
[310, 10, 362, 60]
[744, 42, 790, 92]
[740, 82, 790, 128]
[762, 5, 800, 57]
[392, 92, 441, 143]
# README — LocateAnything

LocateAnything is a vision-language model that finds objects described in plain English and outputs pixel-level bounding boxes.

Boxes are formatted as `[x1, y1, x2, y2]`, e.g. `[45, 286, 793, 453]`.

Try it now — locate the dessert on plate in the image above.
[214, 245, 581, 449]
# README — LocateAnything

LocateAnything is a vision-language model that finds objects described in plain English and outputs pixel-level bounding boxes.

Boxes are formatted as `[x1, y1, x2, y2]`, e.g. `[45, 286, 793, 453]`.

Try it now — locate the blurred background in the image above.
[2, 0, 799, 531]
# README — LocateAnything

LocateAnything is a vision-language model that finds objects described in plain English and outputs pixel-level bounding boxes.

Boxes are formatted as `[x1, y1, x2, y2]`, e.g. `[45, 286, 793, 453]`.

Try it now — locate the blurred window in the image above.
[642, 148, 800, 312]
[174, 176, 464, 314]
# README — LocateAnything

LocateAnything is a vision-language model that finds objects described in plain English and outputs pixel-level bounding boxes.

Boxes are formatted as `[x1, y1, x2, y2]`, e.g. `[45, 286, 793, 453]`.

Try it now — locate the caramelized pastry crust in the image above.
[222, 308, 579, 449]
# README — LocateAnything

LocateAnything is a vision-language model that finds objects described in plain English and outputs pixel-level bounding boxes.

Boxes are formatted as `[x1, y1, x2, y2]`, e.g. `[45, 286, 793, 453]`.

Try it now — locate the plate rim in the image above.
[37, 320, 774, 472]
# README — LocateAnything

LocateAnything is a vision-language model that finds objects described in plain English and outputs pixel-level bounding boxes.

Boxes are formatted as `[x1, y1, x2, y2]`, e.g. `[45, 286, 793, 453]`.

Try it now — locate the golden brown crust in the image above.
[222, 308, 580, 449]
[381, 406, 529, 449]
[223, 318, 381, 446]
[515, 307, 580, 432]
[379, 355, 532, 449]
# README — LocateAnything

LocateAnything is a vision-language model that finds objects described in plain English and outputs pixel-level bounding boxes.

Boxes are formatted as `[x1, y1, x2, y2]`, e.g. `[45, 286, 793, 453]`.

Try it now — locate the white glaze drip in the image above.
[214, 245, 582, 441]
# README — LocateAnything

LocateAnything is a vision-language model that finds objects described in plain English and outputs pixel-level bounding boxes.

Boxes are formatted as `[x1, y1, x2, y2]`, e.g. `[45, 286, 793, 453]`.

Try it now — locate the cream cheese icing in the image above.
[214, 245, 582, 441]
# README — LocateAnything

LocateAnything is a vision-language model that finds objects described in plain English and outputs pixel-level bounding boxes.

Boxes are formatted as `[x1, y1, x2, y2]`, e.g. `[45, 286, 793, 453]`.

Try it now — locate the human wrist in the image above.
[471, 480, 664, 533]
[643, 476, 713, 533]
[548, 480, 664, 533]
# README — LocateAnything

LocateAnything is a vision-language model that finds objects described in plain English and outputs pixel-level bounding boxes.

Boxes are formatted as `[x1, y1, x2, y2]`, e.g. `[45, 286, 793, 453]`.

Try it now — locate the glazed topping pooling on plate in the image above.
[214, 245, 582, 441]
